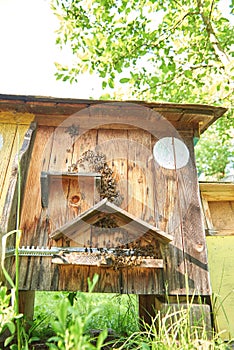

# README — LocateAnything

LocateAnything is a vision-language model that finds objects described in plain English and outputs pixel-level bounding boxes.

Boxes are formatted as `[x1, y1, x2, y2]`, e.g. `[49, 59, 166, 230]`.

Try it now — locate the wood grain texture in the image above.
[200, 182, 234, 201]
[0, 123, 17, 218]
[1, 123, 36, 233]
[208, 201, 234, 235]
[0, 111, 34, 125]
[180, 138, 211, 295]
[121, 267, 164, 294]
[18, 291, 35, 322]
[0, 124, 33, 221]
[201, 195, 214, 234]
[2, 117, 211, 296]
[97, 128, 128, 209]
[127, 129, 153, 222]
[20, 126, 55, 246]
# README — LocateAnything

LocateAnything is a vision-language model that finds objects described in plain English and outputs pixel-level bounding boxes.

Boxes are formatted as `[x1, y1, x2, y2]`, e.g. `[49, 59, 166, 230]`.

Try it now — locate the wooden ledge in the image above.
[200, 182, 234, 201]
[52, 252, 164, 268]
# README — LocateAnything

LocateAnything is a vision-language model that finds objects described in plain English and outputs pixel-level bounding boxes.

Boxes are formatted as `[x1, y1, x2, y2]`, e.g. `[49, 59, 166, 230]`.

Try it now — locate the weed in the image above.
[47, 274, 109, 349]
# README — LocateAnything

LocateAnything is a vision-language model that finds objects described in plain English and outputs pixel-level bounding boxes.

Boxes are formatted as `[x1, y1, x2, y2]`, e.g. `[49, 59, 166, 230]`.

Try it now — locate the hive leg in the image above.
[19, 290, 35, 323]
[139, 295, 212, 338]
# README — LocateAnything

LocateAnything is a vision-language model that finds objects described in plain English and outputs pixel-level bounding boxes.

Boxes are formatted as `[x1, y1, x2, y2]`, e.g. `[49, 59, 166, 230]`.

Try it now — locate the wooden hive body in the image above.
[0, 95, 226, 297]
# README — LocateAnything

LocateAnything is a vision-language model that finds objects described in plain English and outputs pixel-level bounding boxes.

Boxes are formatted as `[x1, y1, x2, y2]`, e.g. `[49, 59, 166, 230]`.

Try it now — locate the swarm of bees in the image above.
[68, 150, 123, 207]
[98, 252, 146, 269]
[93, 215, 118, 230]
[98, 241, 160, 269]
[53, 243, 160, 270]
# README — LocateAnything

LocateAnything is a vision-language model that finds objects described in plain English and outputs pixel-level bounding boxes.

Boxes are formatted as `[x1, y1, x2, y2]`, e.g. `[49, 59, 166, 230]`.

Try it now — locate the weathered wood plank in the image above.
[201, 195, 214, 234]
[182, 138, 211, 295]
[208, 201, 234, 236]
[153, 135, 196, 295]
[200, 182, 234, 201]
[20, 126, 55, 246]
[57, 265, 121, 293]
[71, 129, 98, 212]
[73, 129, 97, 162]
[19, 291, 35, 322]
[48, 126, 74, 173]
[121, 267, 164, 294]
[0, 111, 34, 125]
[52, 252, 163, 268]
[97, 129, 128, 209]
[1, 123, 36, 233]
[127, 129, 153, 222]
[0, 123, 17, 217]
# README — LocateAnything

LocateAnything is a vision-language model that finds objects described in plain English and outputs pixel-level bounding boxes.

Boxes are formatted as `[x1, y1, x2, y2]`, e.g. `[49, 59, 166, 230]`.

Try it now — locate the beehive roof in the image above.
[50, 198, 173, 245]
[0, 94, 227, 133]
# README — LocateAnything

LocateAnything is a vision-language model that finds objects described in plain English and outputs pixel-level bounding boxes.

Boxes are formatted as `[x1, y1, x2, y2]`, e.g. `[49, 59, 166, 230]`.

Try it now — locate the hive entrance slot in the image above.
[52, 251, 164, 269]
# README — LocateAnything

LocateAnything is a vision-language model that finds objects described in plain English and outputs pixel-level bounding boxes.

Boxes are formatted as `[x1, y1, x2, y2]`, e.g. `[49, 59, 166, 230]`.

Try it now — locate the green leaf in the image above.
[96, 329, 108, 350]
[6, 321, 15, 334]
[62, 76, 70, 82]
[108, 78, 114, 89]
[4, 334, 15, 347]
[184, 70, 193, 78]
[102, 81, 107, 89]
[87, 273, 99, 293]
[119, 77, 130, 83]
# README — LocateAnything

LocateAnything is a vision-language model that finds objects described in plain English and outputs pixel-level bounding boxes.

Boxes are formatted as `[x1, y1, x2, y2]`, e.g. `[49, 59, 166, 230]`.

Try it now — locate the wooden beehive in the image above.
[200, 182, 234, 340]
[0, 95, 227, 321]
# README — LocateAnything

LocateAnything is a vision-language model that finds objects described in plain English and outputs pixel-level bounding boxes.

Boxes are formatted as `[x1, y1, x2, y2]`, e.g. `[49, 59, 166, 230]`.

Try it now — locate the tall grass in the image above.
[34, 275, 232, 350]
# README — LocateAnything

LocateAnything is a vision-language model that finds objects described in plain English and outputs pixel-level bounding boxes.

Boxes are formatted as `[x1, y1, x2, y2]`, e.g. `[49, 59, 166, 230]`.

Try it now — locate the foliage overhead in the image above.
[52, 0, 234, 179]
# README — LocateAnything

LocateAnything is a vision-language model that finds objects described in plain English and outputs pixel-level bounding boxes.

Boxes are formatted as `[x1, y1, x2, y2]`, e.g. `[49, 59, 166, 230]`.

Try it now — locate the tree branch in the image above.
[196, 0, 231, 66]
[111, 11, 199, 67]
[138, 64, 215, 95]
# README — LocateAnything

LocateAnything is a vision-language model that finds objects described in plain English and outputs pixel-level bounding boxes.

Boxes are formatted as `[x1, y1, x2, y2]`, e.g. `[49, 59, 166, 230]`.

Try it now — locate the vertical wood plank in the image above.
[127, 129, 152, 221]
[201, 195, 214, 233]
[139, 295, 157, 325]
[0, 125, 30, 220]
[20, 126, 55, 246]
[70, 129, 98, 211]
[97, 129, 128, 210]
[73, 129, 98, 163]
[180, 137, 211, 295]
[122, 267, 164, 294]
[48, 127, 73, 173]
[0, 124, 17, 210]
[19, 291, 35, 322]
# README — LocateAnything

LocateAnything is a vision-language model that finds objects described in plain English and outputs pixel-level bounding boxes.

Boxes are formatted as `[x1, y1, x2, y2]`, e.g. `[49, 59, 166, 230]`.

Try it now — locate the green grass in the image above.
[33, 291, 139, 341]
[32, 290, 233, 350]
[0, 287, 233, 349]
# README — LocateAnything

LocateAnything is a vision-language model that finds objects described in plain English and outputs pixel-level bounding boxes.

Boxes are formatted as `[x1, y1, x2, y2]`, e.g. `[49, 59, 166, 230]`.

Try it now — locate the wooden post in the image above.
[139, 295, 157, 326]
[139, 294, 212, 338]
[19, 291, 35, 323]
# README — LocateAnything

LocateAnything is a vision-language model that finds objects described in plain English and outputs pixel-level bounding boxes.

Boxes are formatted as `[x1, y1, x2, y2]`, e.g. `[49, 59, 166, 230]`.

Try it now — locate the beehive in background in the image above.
[200, 182, 234, 340]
